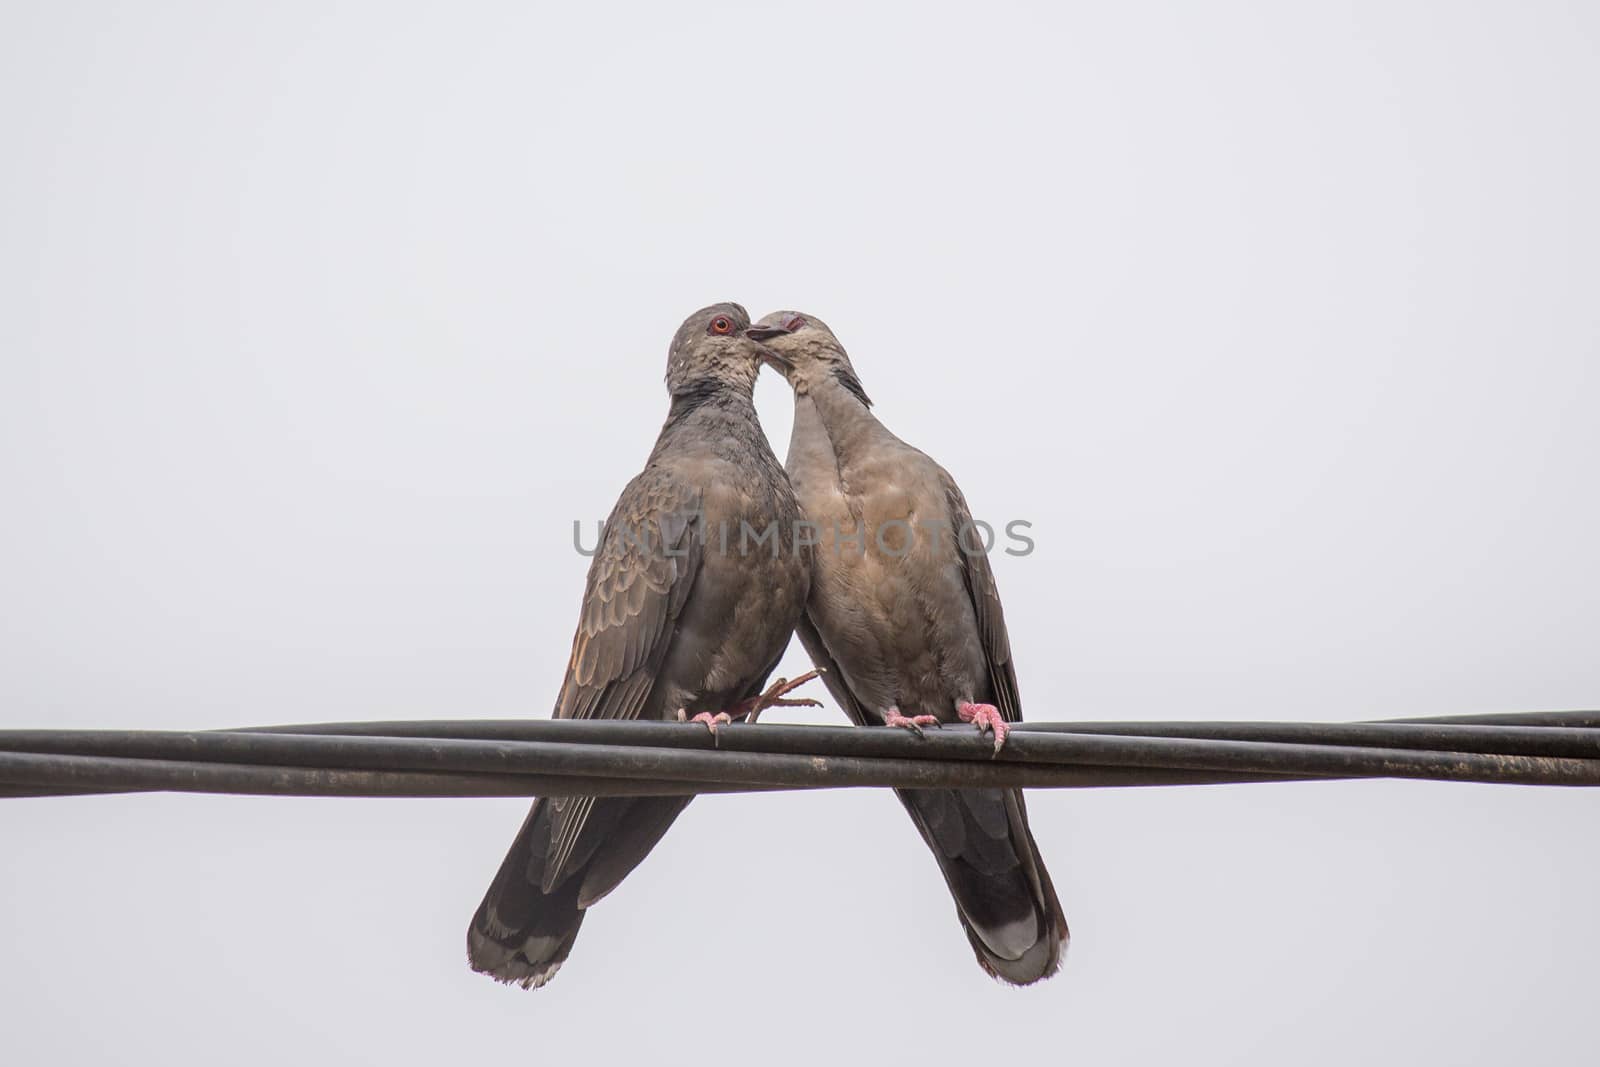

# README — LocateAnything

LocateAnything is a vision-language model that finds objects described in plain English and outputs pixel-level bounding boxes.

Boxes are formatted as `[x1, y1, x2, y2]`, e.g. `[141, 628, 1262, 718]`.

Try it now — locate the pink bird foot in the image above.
[883, 707, 942, 738]
[676, 708, 732, 742]
[957, 702, 1010, 754]
[737, 668, 826, 724]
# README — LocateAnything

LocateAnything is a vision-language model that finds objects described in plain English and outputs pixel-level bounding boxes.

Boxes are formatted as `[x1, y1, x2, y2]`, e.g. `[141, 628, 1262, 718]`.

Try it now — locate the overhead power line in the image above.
[3, 709, 1599, 800]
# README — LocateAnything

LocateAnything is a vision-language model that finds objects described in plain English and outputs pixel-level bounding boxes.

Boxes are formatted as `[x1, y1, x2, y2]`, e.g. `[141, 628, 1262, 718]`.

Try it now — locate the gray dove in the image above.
[468, 303, 812, 988]
[748, 310, 1068, 985]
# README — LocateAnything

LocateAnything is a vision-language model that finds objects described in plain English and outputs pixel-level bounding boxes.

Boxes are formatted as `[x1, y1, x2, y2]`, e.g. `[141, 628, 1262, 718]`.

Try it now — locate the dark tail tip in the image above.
[467, 902, 585, 990]
[972, 791, 1069, 986]
[900, 786, 1069, 987]
[466, 798, 586, 990]
[968, 895, 1068, 987]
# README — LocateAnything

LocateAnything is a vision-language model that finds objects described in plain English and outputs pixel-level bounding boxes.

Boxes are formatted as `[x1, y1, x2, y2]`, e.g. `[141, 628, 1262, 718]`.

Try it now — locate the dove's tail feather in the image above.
[896, 786, 1068, 986]
[468, 795, 691, 989]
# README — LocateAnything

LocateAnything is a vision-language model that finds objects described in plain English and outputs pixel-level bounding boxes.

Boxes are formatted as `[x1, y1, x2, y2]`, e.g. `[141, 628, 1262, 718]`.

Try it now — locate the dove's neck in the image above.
[790, 372, 893, 468]
[656, 379, 766, 459]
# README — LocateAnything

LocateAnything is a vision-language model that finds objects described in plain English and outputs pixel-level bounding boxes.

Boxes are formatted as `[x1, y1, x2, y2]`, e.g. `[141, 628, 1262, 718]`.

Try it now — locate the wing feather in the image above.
[941, 473, 1022, 723]
[543, 474, 704, 890]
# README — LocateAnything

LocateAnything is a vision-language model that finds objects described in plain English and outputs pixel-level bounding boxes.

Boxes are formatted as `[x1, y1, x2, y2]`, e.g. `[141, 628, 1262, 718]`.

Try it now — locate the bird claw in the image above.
[677, 708, 732, 746]
[674, 669, 826, 747]
[739, 668, 826, 724]
[883, 709, 942, 738]
[957, 702, 1009, 754]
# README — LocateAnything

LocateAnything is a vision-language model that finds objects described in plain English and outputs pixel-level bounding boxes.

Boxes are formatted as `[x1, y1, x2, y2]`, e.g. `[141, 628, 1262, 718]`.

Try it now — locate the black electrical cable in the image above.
[1, 710, 1598, 799]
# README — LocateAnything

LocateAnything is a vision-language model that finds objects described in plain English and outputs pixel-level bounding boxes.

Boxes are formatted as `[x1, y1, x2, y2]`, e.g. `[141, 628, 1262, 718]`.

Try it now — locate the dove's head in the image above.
[746, 310, 871, 406]
[664, 303, 780, 398]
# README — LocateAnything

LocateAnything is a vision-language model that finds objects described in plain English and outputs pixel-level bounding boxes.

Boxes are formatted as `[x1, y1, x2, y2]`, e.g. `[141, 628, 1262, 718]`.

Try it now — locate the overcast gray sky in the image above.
[3, 2, 1598, 1063]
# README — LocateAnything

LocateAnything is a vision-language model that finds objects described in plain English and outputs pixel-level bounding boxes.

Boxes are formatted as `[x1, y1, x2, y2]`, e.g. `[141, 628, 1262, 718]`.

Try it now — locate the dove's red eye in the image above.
[709, 315, 734, 335]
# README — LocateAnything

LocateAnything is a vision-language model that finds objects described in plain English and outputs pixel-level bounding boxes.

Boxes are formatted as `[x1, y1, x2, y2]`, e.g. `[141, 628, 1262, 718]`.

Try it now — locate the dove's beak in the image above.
[745, 322, 794, 371]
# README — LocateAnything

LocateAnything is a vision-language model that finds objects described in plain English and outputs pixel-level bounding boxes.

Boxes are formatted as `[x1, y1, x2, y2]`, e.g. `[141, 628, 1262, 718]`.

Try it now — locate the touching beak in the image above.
[744, 324, 792, 342]
[744, 324, 794, 370]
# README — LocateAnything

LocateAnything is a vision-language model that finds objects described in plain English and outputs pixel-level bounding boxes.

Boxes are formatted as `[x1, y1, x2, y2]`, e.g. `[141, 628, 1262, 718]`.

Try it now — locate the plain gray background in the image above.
[3, 2, 1598, 1063]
